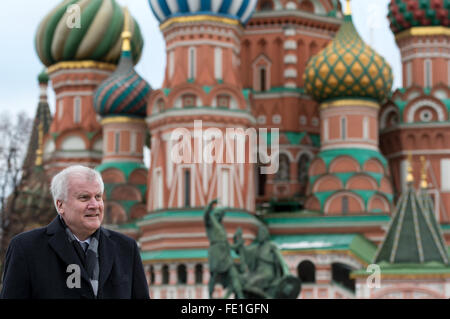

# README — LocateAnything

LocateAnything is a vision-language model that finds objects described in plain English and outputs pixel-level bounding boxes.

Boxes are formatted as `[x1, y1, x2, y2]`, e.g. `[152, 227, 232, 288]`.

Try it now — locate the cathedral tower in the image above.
[304, 2, 395, 215]
[35, 0, 144, 177]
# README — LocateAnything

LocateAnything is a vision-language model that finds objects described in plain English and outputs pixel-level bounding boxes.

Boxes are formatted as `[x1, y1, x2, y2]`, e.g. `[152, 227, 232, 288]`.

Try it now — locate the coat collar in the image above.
[46, 216, 114, 297]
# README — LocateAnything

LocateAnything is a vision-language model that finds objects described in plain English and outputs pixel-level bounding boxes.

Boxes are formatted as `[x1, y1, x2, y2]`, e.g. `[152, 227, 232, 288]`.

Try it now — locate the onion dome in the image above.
[94, 10, 151, 118]
[303, 14, 393, 103]
[148, 0, 258, 25]
[38, 70, 49, 84]
[35, 0, 144, 67]
[388, 0, 449, 34]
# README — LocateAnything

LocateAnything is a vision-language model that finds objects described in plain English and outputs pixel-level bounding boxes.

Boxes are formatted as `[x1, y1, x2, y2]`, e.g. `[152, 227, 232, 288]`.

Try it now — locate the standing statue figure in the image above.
[203, 199, 244, 298]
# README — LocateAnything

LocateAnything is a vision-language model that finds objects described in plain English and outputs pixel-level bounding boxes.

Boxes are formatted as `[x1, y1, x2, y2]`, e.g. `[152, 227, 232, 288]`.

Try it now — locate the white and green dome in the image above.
[35, 0, 144, 66]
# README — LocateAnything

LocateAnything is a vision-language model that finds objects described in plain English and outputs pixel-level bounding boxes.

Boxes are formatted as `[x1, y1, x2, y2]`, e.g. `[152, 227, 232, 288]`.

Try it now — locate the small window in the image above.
[342, 196, 349, 214]
[297, 260, 316, 283]
[276, 154, 290, 181]
[188, 47, 196, 80]
[195, 264, 203, 284]
[184, 169, 191, 207]
[177, 264, 187, 284]
[297, 154, 310, 185]
[217, 94, 230, 108]
[331, 263, 355, 292]
[156, 98, 165, 113]
[162, 265, 169, 284]
[260, 67, 266, 91]
[406, 62, 412, 87]
[150, 265, 155, 284]
[259, 0, 273, 10]
[58, 100, 64, 120]
[341, 117, 347, 140]
[74, 97, 81, 124]
[424, 59, 432, 88]
[182, 94, 196, 108]
[114, 132, 120, 153]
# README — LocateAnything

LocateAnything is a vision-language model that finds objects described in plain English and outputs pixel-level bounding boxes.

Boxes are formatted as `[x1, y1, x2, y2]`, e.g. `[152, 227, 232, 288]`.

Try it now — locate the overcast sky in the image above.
[0, 0, 401, 120]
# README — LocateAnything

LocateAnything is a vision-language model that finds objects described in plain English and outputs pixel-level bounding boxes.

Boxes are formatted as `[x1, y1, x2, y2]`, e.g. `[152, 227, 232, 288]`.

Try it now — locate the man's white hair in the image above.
[50, 165, 104, 212]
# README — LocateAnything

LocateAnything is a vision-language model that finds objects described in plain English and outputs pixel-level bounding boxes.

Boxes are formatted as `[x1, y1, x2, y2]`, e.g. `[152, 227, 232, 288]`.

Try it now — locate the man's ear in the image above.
[56, 200, 64, 214]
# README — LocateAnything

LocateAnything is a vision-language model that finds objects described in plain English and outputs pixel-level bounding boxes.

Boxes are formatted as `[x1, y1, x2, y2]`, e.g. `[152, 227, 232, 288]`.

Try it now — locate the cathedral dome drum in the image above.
[148, 0, 258, 25]
[388, 0, 449, 34]
[35, 0, 144, 67]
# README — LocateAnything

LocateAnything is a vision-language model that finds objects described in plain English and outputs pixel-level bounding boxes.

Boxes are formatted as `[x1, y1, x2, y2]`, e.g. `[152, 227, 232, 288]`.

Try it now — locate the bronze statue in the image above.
[203, 199, 244, 298]
[204, 199, 301, 299]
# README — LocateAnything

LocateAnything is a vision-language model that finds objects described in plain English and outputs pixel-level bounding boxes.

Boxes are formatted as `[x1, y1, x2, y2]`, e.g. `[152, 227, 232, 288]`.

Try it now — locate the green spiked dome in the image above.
[38, 70, 49, 84]
[35, 0, 144, 67]
[303, 15, 393, 103]
[94, 12, 151, 118]
[388, 0, 449, 34]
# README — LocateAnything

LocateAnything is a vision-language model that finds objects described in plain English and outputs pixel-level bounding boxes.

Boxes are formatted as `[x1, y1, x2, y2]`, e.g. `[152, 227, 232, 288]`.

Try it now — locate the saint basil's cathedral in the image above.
[17, 0, 450, 298]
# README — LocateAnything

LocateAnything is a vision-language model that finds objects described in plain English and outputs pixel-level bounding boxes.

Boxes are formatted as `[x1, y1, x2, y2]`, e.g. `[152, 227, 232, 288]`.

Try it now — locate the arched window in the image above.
[342, 195, 349, 214]
[406, 62, 412, 87]
[299, 0, 314, 13]
[256, 164, 267, 196]
[114, 132, 120, 153]
[260, 67, 267, 91]
[259, 0, 273, 10]
[182, 94, 196, 108]
[195, 264, 203, 284]
[217, 94, 230, 108]
[297, 154, 311, 185]
[297, 260, 316, 283]
[188, 47, 196, 80]
[341, 117, 347, 140]
[74, 96, 81, 123]
[177, 264, 187, 284]
[162, 264, 169, 284]
[276, 154, 290, 181]
[424, 59, 432, 87]
[184, 169, 191, 207]
[331, 262, 355, 292]
[150, 265, 155, 284]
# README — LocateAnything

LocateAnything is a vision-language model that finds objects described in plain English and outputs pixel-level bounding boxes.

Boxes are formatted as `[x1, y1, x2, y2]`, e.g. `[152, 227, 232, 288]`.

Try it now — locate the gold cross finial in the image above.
[345, 0, 351, 15]
[406, 152, 414, 183]
[35, 122, 44, 166]
[420, 156, 428, 189]
[121, 7, 132, 52]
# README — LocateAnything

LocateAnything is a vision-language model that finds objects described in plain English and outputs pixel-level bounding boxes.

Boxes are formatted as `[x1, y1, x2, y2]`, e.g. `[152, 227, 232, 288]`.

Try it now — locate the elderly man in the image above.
[0, 165, 149, 299]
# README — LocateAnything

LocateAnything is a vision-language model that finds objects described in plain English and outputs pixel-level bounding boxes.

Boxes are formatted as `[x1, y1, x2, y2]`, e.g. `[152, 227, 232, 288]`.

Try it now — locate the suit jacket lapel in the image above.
[98, 227, 114, 293]
[46, 217, 94, 296]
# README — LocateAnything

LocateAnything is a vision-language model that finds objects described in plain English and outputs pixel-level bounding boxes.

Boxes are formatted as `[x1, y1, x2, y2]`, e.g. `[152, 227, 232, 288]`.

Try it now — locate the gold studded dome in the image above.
[303, 14, 393, 103]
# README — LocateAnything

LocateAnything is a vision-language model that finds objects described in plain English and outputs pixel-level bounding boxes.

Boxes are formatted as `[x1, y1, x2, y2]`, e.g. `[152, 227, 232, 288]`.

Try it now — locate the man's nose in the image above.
[87, 197, 100, 208]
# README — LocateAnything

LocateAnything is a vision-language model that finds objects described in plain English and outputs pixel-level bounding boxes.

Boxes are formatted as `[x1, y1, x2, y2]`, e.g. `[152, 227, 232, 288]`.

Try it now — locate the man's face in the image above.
[57, 176, 104, 240]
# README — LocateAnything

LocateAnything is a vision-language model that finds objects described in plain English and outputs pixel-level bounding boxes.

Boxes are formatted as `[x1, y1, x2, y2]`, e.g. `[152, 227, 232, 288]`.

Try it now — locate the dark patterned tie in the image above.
[80, 242, 89, 254]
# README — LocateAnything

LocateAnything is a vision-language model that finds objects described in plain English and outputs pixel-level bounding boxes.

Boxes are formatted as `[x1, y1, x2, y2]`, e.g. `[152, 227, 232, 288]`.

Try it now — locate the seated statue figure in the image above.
[233, 225, 301, 299]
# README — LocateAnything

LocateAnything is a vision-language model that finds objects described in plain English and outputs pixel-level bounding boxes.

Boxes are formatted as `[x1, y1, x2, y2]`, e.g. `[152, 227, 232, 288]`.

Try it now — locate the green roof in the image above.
[374, 186, 449, 265]
[271, 233, 376, 264]
[95, 161, 147, 181]
[141, 248, 238, 262]
[260, 131, 319, 147]
[138, 208, 260, 223]
[264, 213, 391, 227]
[353, 262, 450, 276]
